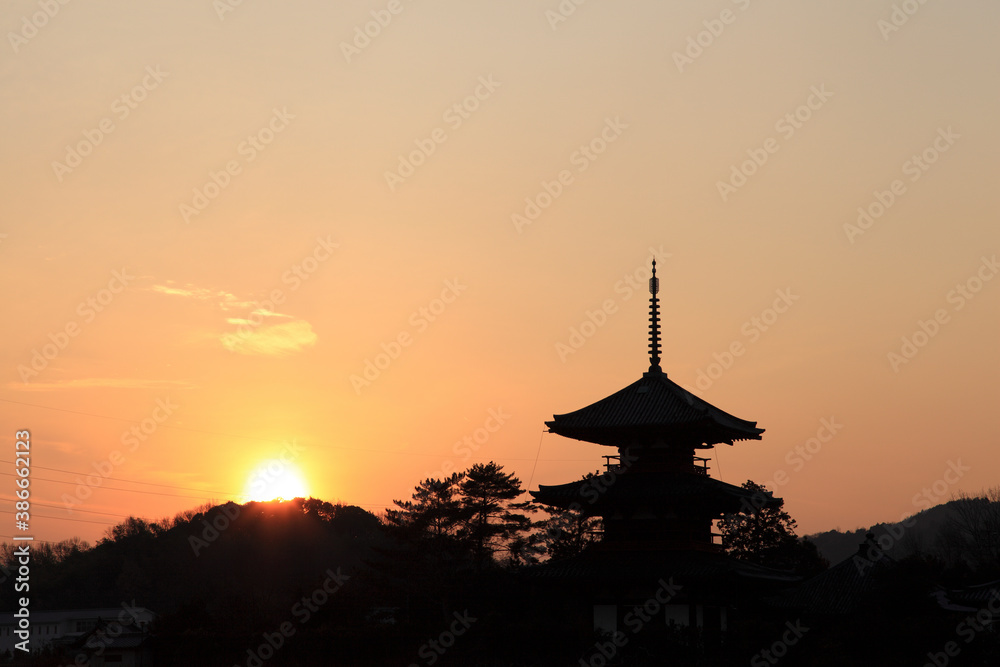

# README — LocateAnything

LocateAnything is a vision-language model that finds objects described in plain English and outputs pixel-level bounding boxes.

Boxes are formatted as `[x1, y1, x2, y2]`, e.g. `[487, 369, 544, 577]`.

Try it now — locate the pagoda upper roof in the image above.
[546, 369, 764, 447]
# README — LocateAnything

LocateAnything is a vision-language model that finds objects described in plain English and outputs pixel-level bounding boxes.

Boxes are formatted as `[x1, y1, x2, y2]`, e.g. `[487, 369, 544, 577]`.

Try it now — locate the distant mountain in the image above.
[806, 496, 999, 568]
[0, 498, 385, 618]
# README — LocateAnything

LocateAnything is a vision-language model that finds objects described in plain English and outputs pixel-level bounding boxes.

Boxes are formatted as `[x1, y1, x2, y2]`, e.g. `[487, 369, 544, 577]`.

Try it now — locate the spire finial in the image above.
[648, 259, 662, 373]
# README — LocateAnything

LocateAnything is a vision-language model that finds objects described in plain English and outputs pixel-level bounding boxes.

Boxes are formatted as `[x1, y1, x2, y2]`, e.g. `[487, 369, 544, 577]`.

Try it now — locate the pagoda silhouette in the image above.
[530, 259, 798, 634]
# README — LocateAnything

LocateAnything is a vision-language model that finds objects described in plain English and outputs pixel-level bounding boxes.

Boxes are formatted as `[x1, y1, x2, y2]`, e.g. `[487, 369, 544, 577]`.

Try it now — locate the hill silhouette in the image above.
[1, 498, 396, 665]
[4, 486, 1000, 665]
[808, 491, 1000, 576]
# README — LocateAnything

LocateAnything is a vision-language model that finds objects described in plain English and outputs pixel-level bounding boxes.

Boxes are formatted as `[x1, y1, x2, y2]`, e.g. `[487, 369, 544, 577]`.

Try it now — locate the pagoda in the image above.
[529, 259, 796, 633]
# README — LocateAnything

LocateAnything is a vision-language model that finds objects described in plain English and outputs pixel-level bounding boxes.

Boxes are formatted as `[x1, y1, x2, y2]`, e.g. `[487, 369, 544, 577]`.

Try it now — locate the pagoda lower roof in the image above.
[531, 471, 782, 515]
[546, 369, 763, 447]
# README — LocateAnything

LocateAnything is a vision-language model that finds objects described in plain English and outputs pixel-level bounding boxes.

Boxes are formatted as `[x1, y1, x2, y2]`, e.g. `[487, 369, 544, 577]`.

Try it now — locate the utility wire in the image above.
[0, 470, 237, 500]
[0, 397, 593, 461]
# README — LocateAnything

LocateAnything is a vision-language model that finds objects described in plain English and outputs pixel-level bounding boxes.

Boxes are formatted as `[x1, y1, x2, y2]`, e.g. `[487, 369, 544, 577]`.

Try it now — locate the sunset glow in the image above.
[0, 0, 996, 551]
[243, 461, 310, 503]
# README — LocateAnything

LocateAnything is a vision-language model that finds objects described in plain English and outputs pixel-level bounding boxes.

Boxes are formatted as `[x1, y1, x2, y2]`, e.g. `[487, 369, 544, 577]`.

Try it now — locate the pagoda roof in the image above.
[531, 470, 781, 515]
[546, 370, 764, 447]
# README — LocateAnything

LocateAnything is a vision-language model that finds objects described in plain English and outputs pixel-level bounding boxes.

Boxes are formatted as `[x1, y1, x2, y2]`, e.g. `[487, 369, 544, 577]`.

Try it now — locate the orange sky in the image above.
[1, 0, 998, 545]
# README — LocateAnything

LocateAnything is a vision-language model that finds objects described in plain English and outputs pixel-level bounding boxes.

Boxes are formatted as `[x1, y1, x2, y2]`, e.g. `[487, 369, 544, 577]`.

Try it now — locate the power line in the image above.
[0, 397, 593, 461]
[0, 470, 238, 501]
[0, 496, 138, 519]
[0, 459, 241, 496]
[0, 509, 116, 525]
[526, 430, 546, 491]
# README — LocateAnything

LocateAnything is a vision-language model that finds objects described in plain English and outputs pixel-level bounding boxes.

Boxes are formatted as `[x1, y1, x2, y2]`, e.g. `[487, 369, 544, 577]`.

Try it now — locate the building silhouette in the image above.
[530, 259, 798, 634]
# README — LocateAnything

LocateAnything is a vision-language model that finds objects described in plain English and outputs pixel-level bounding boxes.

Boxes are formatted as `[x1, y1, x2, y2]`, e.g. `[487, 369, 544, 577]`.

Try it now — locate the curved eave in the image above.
[531, 473, 783, 514]
[545, 371, 764, 447]
[544, 421, 763, 448]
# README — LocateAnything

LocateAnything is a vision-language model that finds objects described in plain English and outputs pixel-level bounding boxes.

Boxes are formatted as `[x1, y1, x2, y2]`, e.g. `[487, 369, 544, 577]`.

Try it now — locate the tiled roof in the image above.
[935, 580, 1000, 611]
[531, 471, 782, 514]
[546, 370, 764, 447]
[765, 542, 896, 615]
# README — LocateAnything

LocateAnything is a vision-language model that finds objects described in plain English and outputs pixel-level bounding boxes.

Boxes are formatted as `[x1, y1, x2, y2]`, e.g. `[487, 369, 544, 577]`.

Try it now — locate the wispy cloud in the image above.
[150, 280, 314, 356]
[226, 309, 293, 326]
[150, 282, 234, 300]
[221, 320, 317, 356]
[149, 282, 261, 311]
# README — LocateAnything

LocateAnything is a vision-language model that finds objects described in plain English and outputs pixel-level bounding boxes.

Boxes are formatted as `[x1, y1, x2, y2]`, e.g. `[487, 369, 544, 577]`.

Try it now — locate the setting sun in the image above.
[243, 460, 310, 502]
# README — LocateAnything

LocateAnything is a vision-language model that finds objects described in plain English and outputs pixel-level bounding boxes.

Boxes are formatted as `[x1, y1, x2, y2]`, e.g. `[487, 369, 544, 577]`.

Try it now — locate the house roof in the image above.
[546, 370, 764, 448]
[765, 537, 896, 615]
[934, 580, 1000, 612]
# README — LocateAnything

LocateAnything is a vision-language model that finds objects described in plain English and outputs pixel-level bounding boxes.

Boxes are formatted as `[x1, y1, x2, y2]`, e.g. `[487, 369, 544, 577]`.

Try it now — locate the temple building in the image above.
[530, 259, 798, 634]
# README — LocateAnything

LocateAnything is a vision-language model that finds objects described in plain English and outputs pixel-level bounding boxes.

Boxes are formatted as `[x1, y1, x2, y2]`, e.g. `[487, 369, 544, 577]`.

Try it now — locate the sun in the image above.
[244, 460, 309, 502]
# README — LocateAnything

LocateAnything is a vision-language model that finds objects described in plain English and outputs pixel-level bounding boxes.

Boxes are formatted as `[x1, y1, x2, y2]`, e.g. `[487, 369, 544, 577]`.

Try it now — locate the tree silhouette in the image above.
[383, 463, 542, 567]
[458, 462, 541, 566]
[719, 480, 826, 574]
[539, 504, 601, 561]
[385, 472, 467, 544]
[938, 487, 1000, 574]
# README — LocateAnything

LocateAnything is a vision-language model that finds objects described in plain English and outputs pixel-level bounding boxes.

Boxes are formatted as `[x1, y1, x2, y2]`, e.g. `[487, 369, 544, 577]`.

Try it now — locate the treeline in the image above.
[7, 467, 998, 665]
[0, 463, 607, 665]
[808, 487, 1000, 578]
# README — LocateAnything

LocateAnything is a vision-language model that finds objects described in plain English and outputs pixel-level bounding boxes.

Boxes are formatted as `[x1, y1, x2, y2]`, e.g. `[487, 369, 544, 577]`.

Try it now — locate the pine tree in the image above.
[719, 480, 827, 574]
[457, 462, 542, 567]
[384, 472, 467, 543]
